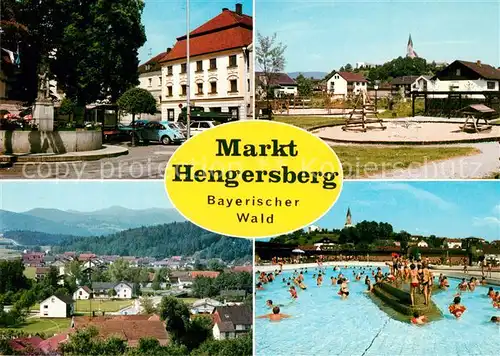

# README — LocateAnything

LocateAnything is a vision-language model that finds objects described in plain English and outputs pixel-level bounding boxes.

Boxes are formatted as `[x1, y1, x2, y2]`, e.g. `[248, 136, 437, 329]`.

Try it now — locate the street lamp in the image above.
[374, 80, 380, 111]
[186, 0, 191, 139]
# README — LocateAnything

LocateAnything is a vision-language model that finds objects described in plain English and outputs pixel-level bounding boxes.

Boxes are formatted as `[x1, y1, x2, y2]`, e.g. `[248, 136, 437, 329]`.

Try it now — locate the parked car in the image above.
[135, 121, 185, 145]
[189, 121, 217, 136]
[169, 121, 187, 137]
[178, 106, 237, 124]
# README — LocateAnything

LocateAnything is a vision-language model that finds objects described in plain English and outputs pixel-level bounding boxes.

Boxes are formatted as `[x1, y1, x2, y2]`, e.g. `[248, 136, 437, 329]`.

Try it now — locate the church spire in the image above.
[406, 33, 418, 58]
[345, 207, 353, 227]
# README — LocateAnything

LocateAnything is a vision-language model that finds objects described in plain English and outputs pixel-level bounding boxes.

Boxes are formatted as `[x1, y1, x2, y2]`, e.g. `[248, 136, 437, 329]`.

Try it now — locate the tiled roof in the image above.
[159, 8, 252, 63]
[138, 52, 167, 74]
[457, 60, 500, 80]
[231, 265, 253, 273]
[38, 333, 68, 353]
[72, 315, 169, 346]
[55, 294, 74, 304]
[9, 337, 44, 351]
[214, 305, 252, 326]
[35, 267, 50, 274]
[337, 71, 367, 82]
[191, 271, 220, 278]
[256, 72, 297, 86]
[391, 76, 420, 85]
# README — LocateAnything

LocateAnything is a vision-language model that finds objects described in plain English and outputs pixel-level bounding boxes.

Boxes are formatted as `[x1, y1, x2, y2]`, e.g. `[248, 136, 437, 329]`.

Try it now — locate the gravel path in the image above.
[369, 142, 499, 179]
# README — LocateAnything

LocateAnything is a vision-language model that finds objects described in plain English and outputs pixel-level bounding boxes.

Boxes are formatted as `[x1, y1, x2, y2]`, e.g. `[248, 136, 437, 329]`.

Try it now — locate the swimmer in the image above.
[440, 276, 449, 289]
[468, 278, 476, 292]
[458, 278, 468, 292]
[317, 273, 323, 286]
[481, 277, 487, 286]
[409, 263, 419, 306]
[265, 299, 283, 308]
[490, 316, 499, 324]
[331, 276, 337, 285]
[411, 311, 428, 325]
[365, 279, 373, 293]
[338, 279, 349, 299]
[257, 306, 291, 322]
[487, 287, 495, 299]
[256, 282, 264, 291]
[449, 296, 467, 318]
[289, 286, 298, 299]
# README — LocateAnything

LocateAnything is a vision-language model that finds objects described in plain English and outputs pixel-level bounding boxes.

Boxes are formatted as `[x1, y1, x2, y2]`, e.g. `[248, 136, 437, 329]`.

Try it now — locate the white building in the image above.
[40, 294, 74, 318]
[412, 75, 435, 92]
[158, 4, 253, 121]
[73, 286, 92, 300]
[255, 72, 298, 98]
[191, 298, 222, 314]
[445, 239, 463, 249]
[325, 71, 368, 97]
[212, 306, 252, 340]
[430, 60, 500, 97]
[114, 282, 134, 299]
[417, 240, 429, 248]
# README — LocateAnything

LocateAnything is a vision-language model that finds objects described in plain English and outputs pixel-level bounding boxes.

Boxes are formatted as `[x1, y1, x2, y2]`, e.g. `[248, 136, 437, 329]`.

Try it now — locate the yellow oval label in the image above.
[165, 120, 343, 239]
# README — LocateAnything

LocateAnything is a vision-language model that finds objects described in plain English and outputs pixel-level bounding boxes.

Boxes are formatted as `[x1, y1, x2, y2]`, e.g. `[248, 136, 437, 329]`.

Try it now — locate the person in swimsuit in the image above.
[317, 273, 323, 287]
[490, 316, 499, 323]
[257, 306, 291, 322]
[481, 277, 487, 286]
[468, 278, 476, 292]
[409, 264, 419, 306]
[487, 287, 495, 299]
[421, 262, 432, 305]
[331, 276, 337, 285]
[449, 296, 466, 318]
[289, 286, 298, 299]
[487, 263, 492, 278]
[365, 278, 373, 293]
[439, 276, 449, 289]
[339, 279, 349, 299]
[256, 282, 264, 291]
[458, 278, 468, 292]
[411, 311, 428, 325]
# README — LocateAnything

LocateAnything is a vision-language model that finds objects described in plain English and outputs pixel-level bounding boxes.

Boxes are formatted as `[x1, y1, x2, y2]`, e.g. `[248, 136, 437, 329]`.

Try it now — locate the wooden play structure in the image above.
[342, 89, 386, 132]
[459, 104, 496, 133]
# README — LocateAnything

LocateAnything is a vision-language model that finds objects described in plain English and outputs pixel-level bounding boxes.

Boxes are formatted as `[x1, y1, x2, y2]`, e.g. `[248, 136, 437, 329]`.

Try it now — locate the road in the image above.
[0, 143, 180, 179]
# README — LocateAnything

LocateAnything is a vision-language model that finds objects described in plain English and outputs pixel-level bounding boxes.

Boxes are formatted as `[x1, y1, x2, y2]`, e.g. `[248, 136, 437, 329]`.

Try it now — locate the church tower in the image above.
[406, 34, 418, 58]
[344, 207, 354, 228]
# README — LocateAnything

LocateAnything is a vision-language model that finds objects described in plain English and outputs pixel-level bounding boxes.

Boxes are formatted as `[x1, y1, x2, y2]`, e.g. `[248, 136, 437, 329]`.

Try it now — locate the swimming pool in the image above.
[255, 267, 499, 356]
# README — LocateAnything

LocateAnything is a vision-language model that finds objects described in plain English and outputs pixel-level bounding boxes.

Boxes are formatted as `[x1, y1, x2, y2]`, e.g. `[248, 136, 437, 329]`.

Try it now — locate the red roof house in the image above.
[190, 271, 221, 279]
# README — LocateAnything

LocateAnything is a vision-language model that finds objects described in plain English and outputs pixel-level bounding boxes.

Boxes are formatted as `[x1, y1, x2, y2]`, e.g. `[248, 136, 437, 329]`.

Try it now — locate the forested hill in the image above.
[55, 222, 252, 262]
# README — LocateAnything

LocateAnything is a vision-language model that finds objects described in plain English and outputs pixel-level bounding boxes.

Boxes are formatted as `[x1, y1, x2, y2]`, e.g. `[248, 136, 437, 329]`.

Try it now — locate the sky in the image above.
[138, 0, 253, 64]
[0, 181, 174, 213]
[1, 181, 499, 241]
[256, 0, 500, 72]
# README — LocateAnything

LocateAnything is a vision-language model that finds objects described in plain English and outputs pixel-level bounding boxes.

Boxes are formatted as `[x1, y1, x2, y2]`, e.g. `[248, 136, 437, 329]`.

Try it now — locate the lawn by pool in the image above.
[1, 318, 70, 336]
[255, 266, 499, 356]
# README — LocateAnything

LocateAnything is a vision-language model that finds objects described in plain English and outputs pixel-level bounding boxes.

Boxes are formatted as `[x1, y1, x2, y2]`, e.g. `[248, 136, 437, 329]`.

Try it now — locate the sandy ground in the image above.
[318, 122, 500, 143]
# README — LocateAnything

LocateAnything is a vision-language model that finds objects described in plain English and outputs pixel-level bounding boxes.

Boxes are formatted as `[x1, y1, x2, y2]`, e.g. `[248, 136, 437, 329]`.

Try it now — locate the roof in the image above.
[192, 298, 222, 308]
[191, 271, 221, 279]
[220, 289, 247, 297]
[38, 333, 68, 353]
[9, 337, 44, 351]
[78, 286, 93, 294]
[217, 321, 235, 332]
[35, 267, 50, 274]
[138, 52, 167, 74]
[446, 239, 463, 243]
[461, 104, 496, 114]
[231, 265, 253, 273]
[336, 71, 367, 83]
[92, 282, 134, 290]
[78, 253, 96, 261]
[391, 76, 421, 85]
[42, 294, 73, 305]
[255, 72, 297, 86]
[214, 305, 252, 326]
[159, 8, 252, 63]
[457, 60, 500, 80]
[72, 315, 169, 345]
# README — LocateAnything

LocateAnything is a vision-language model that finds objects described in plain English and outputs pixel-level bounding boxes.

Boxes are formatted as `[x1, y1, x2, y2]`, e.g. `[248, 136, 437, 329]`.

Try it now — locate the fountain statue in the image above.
[33, 67, 54, 131]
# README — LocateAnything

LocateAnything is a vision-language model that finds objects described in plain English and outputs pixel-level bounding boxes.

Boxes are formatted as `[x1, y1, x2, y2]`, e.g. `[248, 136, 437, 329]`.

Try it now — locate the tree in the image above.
[295, 74, 313, 97]
[344, 63, 353, 72]
[60, 327, 127, 355]
[158, 296, 190, 342]
[256, 32, 287, 118]
[182, 315, 213, 350]
[141, 296, 156, 314]
[107, 289, 117, 298]
[59, 97, 76, 123]
[117, 88, 157, 145]
[107, 258, 131, 283]
[207, 259, 225, 272]
[191, 332, 252, 356]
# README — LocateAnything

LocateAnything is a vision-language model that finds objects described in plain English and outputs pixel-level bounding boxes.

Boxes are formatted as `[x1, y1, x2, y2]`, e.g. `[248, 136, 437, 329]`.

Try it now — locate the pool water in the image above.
[255, 267, 500, 356]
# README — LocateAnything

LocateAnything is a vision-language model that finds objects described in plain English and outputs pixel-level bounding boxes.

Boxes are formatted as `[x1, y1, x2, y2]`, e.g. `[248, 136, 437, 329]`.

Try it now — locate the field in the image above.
[0, 318, 70, 336]
[274, 116, 344, 129]
[74, 299, 133, 313]
[23, 266, 36, 279]
[178, 297, 198, 305]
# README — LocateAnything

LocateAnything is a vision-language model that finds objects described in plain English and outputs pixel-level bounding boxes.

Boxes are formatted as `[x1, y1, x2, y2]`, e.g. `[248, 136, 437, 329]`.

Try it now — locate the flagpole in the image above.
[186, 0, 191, 138]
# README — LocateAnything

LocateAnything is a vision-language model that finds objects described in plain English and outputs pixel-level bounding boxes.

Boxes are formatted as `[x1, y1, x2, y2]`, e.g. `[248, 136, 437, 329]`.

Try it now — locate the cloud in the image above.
[473, 216, 500, 227]
[371, 182, 456, 210]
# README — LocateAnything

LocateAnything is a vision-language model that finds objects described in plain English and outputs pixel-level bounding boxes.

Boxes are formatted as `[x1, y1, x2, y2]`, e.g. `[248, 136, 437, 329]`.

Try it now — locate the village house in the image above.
[431, 60, 500, 95]
[417, 240, 429, 248]
[157, 3, 253, 121]
[255, 72, 298, 98]
[22, 252, 44, 267]
[190, 298, 222, 314]
[212, 305, 252, 340]
[444, 238, 463, 249]
[91, 282, 135, 299]
[40, 294, 74, 318]
[325, 71, 368, 97]
[73, 286, 93, 300]
[71, 315, 169, 347]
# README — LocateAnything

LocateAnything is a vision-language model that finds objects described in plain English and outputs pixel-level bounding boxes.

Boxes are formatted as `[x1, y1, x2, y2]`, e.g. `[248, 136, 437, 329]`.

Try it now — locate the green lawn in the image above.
[1, 318, 71, 336]
[23, 267, 36, 279]
[178, 297, 198, 306]
[333, 145, 479, 177]
[75, 299, 133, 313]
[274, 116, 345, 129]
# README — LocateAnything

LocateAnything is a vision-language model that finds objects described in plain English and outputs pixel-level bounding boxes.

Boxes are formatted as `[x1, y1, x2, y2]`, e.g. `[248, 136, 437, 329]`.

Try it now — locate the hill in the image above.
[288, 71, 328, 80]
[1, 207, 185, 238]
[54, 221, 252, 262]
[3, 231, 81, 246]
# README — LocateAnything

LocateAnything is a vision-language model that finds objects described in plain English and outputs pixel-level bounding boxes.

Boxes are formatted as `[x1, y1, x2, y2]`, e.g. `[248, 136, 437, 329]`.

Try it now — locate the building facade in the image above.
[40, 295, 73, 318]
[157, 4, 253, 121]
[431, 60, 500, 92]
[326, 72, 367, 97]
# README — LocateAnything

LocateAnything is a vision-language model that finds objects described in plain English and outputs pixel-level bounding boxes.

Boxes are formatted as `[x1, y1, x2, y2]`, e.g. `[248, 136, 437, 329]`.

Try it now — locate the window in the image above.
[167, 86, 173, 97]
[181, 85, 187, 96]
[210, 82, 217, 94]
[228, 55, 237, 67]
[247, 79, 250, 92]
[44, 305, 48, 308]
[79, 291, 82, 295]
[200, 122, 211, 128]
[196, 61, 203, 72]
[210, 58, 217, 70]
[335, 75, 339, 79]
[158, 95, 162, 102]
[159, 76, 162, 86]
[230, 79, 237, 92]
[148, 78, 152, 87]
[167, 66, 173, 75]
[456, 68, 461, 76]
[197, 83, 203, 94]
[181, 63, 187, 73]
[487, 81, 496, 89]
